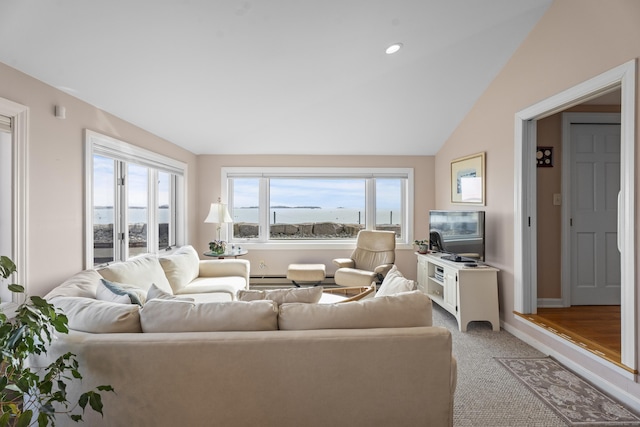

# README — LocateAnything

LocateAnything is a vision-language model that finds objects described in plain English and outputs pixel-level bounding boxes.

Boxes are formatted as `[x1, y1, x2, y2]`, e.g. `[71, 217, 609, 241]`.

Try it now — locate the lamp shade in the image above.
[204, 203, 233, 223]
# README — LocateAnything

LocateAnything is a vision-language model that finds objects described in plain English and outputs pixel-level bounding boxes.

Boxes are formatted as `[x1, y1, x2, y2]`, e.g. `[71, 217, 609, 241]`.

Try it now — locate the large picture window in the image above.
[223, 167, 413, 245]
[85, 131, 186, 267]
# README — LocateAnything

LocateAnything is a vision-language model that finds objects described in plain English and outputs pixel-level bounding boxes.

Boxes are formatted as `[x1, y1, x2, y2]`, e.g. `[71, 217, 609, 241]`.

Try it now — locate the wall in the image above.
[0, 62, 199, 297]
[434, 0, 640, 401]
[197, 155, 435, 281]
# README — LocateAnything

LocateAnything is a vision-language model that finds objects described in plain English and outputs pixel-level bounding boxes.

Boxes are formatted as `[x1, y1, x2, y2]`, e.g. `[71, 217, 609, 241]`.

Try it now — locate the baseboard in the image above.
[537, 298, 564, 308]
[250, 276, 336, 287]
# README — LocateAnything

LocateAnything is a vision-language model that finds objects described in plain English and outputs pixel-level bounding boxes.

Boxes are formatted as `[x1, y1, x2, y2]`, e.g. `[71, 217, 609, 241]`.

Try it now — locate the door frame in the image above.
[561, 112, 621, 307]
[514, 60, 636, 371]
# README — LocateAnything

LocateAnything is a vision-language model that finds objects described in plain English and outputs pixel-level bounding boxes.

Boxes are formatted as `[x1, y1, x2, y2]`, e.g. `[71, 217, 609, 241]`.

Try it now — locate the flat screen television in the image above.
[429, 210, 485, 262]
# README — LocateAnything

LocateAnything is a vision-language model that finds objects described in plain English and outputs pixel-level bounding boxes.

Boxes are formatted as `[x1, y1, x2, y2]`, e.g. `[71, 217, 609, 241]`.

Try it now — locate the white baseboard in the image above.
[537, 298, 565, 308]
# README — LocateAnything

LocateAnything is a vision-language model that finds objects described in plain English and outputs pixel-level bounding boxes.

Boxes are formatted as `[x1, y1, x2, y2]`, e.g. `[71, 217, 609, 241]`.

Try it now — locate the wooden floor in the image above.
[517, 305, 627, 371]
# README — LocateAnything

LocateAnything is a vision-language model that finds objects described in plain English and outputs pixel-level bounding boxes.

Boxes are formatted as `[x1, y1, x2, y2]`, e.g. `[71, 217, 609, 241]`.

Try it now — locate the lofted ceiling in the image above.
[0, 0, 553, 155]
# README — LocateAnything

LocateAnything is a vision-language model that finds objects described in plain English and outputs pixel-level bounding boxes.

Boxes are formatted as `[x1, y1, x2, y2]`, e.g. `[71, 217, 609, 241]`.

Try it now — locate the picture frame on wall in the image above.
[451, 152, 485, 205]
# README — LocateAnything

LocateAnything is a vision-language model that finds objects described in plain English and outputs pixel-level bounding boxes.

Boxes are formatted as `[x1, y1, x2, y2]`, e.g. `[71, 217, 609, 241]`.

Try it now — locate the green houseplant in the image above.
[0, 255, 113, 426]
[414, 239, 429, 254]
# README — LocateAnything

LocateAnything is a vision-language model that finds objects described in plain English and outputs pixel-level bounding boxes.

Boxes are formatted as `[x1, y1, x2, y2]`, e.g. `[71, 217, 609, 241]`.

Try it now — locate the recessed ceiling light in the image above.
[385, 43, 403, 55]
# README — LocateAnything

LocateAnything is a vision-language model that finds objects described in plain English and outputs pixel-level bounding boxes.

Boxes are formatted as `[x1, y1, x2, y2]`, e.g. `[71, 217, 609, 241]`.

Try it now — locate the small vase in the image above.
[418, 245, 429, 254]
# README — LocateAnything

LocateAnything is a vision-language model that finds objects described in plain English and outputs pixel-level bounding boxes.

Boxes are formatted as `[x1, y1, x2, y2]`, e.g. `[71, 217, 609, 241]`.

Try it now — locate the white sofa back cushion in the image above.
[98, 255, 173, 293]
[52, 297, 142, 333]
[140, 300, 278, 332]
[43, 269, 102, 300]
[278, 291, 432, 330]
[159, 245, 200, 292]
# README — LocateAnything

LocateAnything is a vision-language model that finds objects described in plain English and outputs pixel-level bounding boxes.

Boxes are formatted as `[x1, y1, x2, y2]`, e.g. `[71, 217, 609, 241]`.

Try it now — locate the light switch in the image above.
[553, 193, 562, 206]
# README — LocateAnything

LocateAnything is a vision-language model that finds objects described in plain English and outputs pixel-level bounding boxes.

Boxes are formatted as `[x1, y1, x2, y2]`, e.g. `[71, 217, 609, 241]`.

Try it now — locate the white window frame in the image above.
[221, 167, 414, 250]
[85, 130, 187, 267]
[0, 98, 28, 300]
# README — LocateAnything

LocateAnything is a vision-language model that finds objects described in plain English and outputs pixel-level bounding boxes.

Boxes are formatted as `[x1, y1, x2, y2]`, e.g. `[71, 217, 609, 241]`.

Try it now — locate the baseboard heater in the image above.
[250, 275, 336, 286]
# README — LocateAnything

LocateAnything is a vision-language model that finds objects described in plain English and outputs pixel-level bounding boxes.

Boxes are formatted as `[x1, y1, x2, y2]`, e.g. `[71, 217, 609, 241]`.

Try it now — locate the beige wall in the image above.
[0, 62, 199, 297]
[434, 0, 640, 399]
[197, 155, 435, 281]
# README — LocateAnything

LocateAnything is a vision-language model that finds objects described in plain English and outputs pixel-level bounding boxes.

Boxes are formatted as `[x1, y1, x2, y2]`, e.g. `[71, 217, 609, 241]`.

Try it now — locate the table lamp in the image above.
[204, 199, 233, 242]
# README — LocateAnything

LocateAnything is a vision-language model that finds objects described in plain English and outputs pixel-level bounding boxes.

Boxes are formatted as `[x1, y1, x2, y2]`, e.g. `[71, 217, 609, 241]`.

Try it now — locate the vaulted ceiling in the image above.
[0, 0, 553, 155]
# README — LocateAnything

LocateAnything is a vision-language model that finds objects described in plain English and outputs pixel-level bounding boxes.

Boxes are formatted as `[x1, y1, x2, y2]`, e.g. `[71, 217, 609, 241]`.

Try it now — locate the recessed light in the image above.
[385, 43, 403, 55]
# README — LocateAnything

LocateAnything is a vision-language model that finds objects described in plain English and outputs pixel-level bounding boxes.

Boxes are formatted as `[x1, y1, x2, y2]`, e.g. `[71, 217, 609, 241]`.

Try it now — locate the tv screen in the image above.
[429, 210, 485, 262]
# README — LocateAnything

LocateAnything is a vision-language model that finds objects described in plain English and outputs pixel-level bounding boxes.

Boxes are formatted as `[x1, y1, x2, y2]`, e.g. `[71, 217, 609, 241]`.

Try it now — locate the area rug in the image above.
[495, 357, 640, 426]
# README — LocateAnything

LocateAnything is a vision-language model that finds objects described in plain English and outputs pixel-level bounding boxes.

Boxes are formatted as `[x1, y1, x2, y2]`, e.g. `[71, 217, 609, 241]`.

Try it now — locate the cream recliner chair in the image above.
[333, 230, 396, 287]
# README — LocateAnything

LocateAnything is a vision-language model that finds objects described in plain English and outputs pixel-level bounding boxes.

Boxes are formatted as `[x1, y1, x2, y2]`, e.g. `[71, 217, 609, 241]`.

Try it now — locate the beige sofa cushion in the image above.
[376, 265, 416, 297]
[98, 255, 173, 293]
[147, 283, 195, 302]
[52, 297, 142, 333]
[44, 269, 102, 300]
[175, 276, 245, 296]
[140, 299, 278, 332]
[278, 291, 432, 330]
[237, 287, 323, 305]
[159, 245, 200, 292]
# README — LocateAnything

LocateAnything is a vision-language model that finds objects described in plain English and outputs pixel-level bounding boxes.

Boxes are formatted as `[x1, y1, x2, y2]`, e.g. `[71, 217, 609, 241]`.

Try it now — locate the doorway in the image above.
[535, 108, 623, 365]
[514, 60, 636, 373]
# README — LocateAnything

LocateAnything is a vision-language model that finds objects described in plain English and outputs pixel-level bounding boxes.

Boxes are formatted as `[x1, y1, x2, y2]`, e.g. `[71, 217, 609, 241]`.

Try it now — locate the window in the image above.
[0, 115, 12, 303]
[223, 167, 413, 245]
[86, 131, 186, 267]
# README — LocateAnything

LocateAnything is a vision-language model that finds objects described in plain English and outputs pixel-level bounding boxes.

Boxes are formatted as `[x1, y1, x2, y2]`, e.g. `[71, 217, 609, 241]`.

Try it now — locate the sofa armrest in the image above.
[198, 259, 250, 289]
[333, 258, 355, 269]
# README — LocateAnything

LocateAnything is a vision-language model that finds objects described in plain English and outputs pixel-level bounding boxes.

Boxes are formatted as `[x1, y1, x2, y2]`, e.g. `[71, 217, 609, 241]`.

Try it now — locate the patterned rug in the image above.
[496, 357, 640, 426]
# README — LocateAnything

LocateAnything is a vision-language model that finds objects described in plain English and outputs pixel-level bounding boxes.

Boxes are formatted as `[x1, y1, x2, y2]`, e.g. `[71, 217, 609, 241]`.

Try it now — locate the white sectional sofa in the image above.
[45, 245, 249, 304]
[37, 246, 457, 427]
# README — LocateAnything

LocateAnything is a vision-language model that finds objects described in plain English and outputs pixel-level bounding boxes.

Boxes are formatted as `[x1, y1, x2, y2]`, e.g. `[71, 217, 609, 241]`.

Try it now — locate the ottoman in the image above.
[287, 264, 326, 287]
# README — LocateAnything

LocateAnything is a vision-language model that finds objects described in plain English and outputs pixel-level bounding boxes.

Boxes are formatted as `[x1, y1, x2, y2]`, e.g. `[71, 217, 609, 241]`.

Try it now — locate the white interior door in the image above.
[570, 123, 621, 305]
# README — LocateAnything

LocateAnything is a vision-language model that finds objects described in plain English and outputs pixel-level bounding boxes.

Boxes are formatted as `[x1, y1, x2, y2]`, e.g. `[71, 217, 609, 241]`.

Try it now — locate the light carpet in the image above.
[496, 357, 640, 426]
[430, 304, 639, 427]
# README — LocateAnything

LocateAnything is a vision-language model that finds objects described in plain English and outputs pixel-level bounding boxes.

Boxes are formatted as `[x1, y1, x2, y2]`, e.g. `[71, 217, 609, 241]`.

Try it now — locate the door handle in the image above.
[617, 191, 622, 253]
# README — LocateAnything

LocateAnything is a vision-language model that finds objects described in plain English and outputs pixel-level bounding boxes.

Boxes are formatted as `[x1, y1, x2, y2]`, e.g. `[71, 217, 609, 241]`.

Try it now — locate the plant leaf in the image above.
[7, 284, 24, 293]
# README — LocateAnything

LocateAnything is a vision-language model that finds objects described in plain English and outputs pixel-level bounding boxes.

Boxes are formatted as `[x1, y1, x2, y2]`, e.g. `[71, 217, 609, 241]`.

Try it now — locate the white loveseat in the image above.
[37, 247, 457, 426]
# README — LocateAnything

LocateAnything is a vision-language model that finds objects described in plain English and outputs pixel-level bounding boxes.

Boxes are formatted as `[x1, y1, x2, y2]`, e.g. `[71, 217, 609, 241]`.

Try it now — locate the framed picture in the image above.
[536, 146, 553, 167]
[451, 152, 485, 205]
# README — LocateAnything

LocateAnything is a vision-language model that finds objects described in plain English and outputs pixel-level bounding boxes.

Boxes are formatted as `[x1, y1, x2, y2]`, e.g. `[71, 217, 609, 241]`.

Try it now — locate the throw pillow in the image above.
[140, 299, 278, 332]
[96, 279, 146, 306]
[376, 265, 415, 297]
[52, 297, 142, 333]
[237, 287, 323, 305]
[147, 283, 195, 302]
[278, 291, 432, 330]
[159, 245, 200, 292]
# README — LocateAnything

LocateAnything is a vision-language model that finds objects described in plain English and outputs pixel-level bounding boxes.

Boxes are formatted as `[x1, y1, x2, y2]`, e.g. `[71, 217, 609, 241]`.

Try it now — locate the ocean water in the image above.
[94, 207, 170, 224]
[233, 208, 400, 225]
[93, 207, 400, 225]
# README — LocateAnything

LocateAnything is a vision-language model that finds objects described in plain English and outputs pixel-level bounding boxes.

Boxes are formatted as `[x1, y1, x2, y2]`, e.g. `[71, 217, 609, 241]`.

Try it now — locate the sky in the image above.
[93, 156, 170, 207]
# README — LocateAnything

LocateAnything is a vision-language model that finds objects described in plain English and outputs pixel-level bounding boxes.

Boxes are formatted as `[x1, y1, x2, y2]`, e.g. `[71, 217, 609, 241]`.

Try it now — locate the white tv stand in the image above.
[416, 252, 500, 332]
